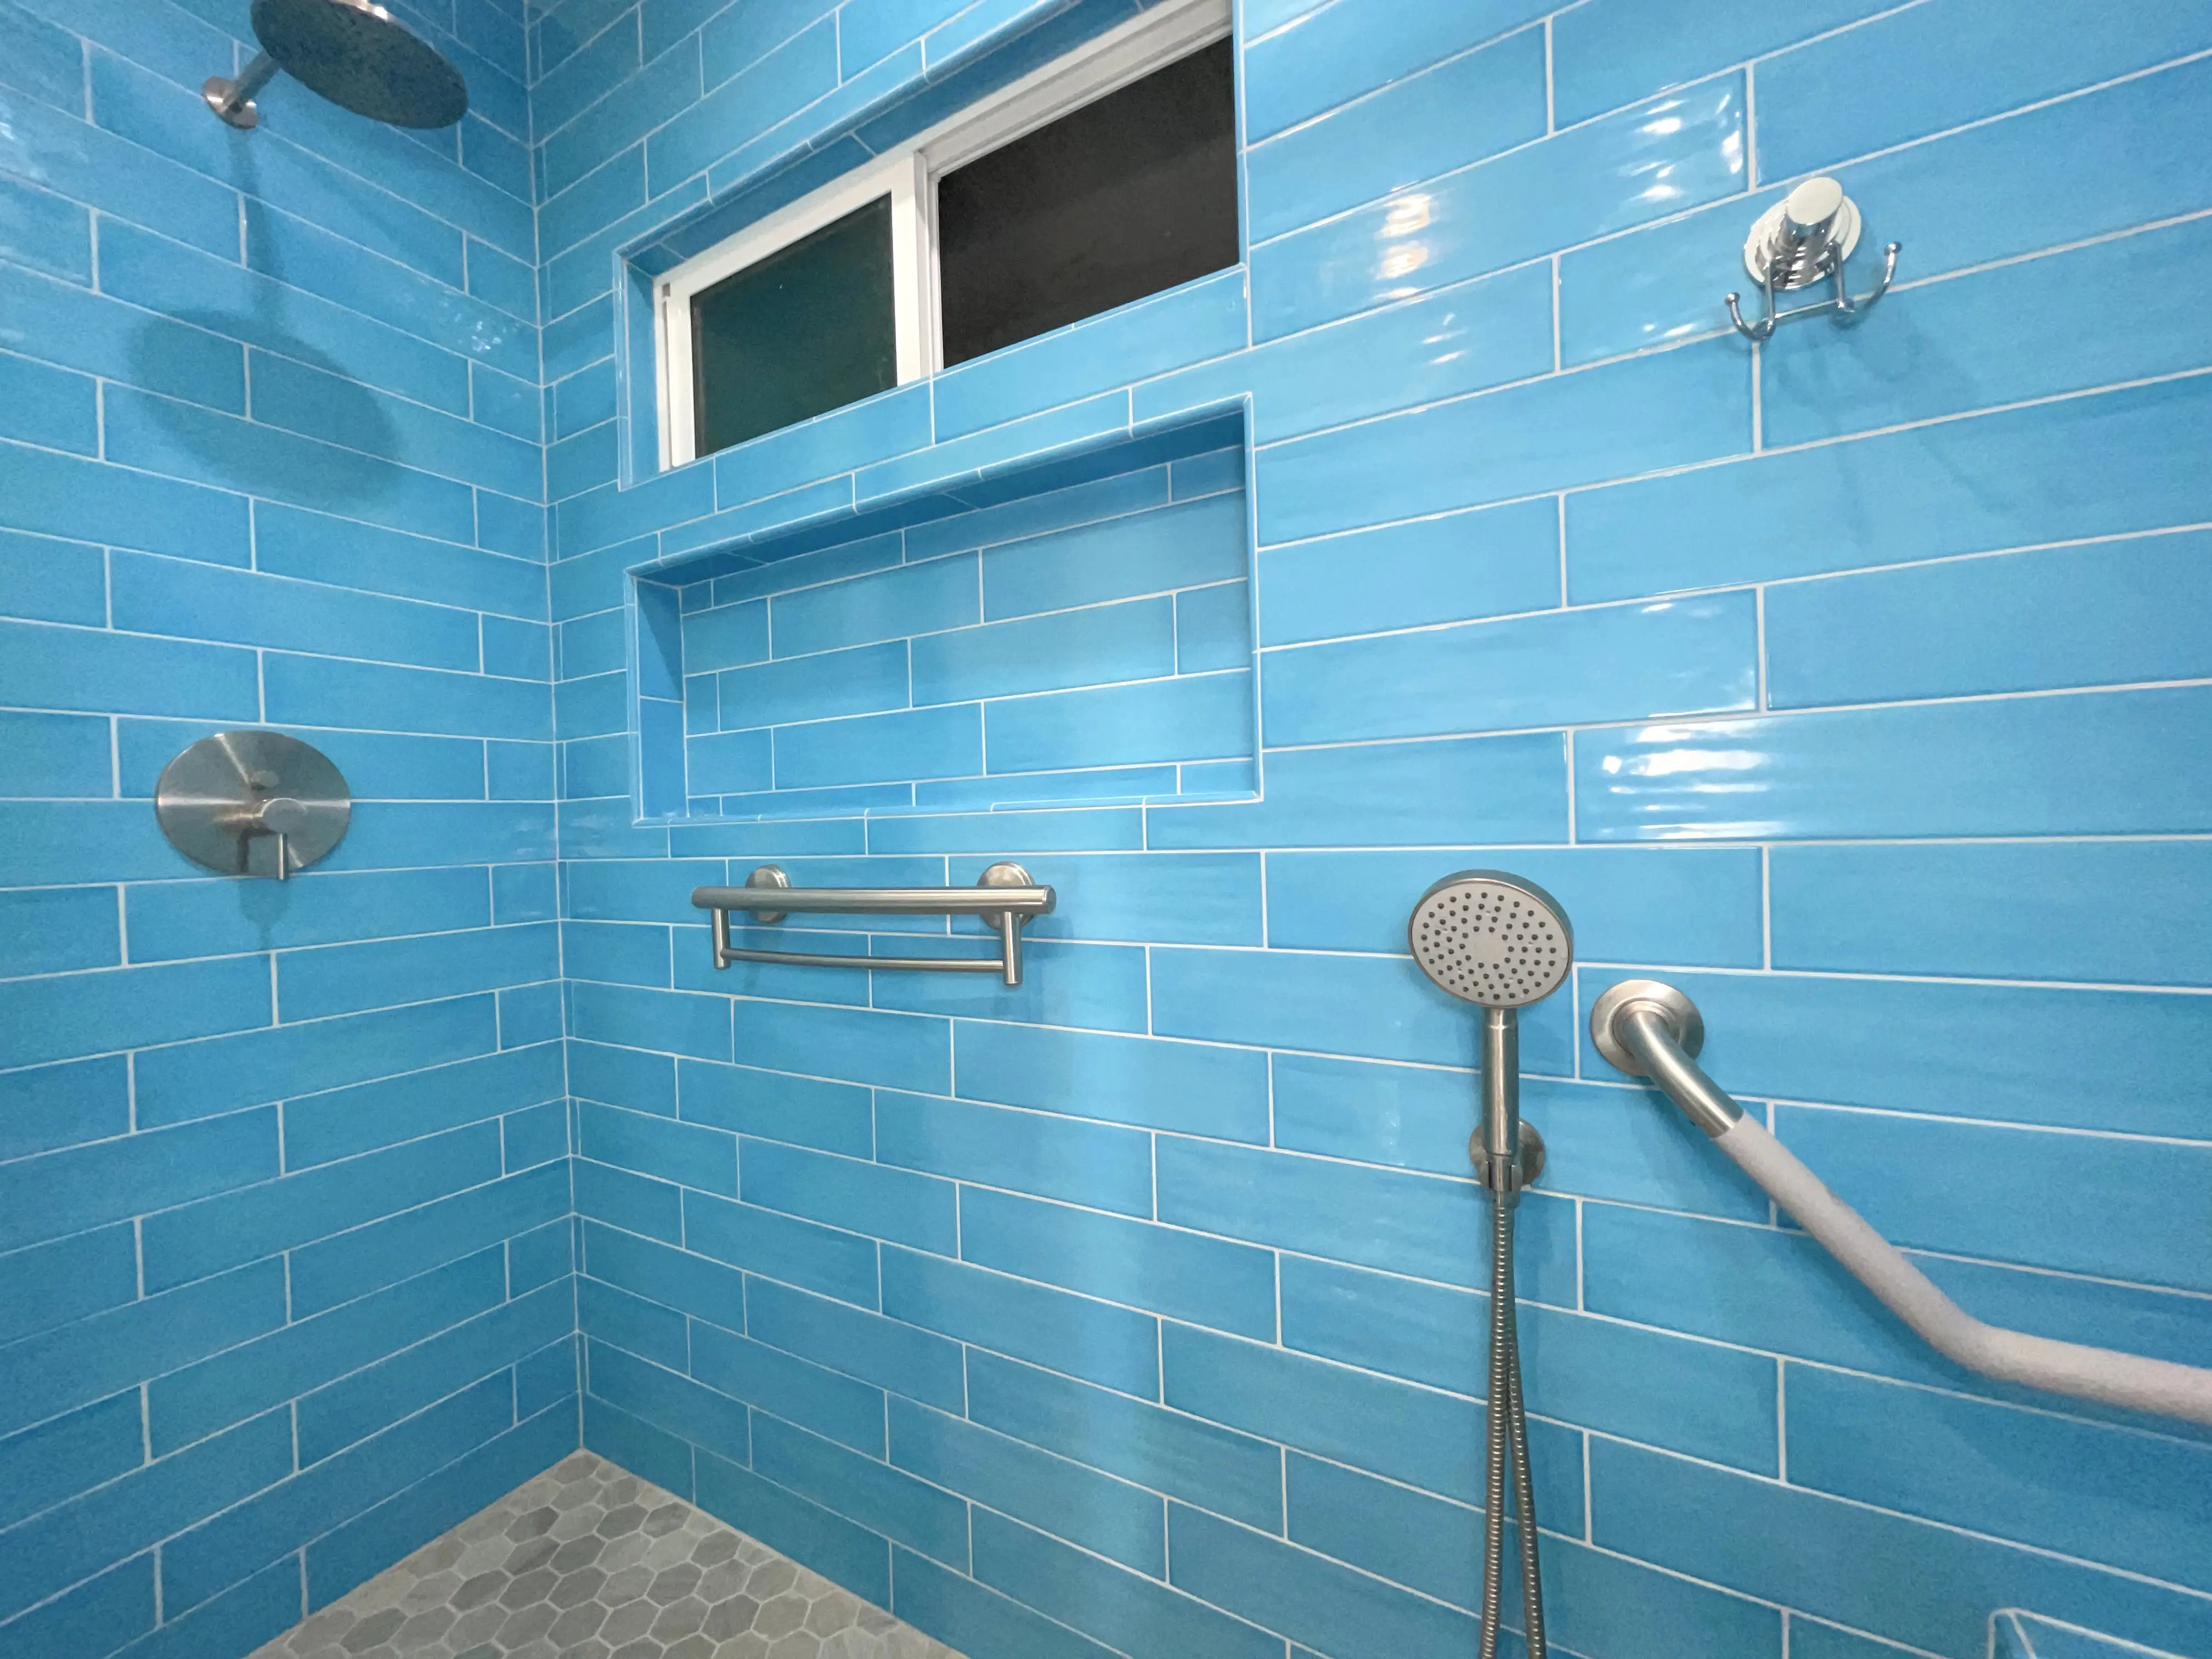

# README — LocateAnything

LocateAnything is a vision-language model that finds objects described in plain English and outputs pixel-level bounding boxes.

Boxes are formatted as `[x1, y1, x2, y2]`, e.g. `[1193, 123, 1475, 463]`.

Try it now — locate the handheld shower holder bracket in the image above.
[1470, 1121, 1545, 1199]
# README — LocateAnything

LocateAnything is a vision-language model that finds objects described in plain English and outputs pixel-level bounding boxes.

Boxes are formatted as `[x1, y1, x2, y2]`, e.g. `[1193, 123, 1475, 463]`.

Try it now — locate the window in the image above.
[655, 0, 1235, 470]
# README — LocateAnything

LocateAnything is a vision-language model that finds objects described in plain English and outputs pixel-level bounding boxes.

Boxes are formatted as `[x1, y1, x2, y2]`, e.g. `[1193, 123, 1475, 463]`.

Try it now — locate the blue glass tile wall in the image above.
[9, 0, 2212, 1657]
[0, 1, 575, 1655]
[539, 0, 2212, 1655]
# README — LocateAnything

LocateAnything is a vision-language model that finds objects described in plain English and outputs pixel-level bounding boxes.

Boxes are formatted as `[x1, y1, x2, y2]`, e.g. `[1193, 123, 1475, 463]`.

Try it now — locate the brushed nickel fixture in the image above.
[1407, 870, 1571, 1659]
[1593, 979, 2212, 1426]
[691, 864, 1056, 987]
[155, 730, 351, 881]
[204, 0, 469, 131]
[1724, 176, 1899, 342]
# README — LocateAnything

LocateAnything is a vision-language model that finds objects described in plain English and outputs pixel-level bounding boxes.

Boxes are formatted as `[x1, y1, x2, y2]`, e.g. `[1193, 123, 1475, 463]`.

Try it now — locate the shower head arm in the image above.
[1592, 978, 2212, 1427]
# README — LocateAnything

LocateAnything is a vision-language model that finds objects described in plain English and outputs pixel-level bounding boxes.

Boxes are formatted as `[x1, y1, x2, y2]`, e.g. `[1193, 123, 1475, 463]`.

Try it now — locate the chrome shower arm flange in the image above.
[1590, 978, 1705, 1073]
[203, 50, 279, 127]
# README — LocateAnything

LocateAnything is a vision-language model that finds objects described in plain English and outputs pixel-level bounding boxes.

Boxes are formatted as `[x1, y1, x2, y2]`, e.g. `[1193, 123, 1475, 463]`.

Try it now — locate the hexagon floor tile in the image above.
[246, 1451, 966, 1659]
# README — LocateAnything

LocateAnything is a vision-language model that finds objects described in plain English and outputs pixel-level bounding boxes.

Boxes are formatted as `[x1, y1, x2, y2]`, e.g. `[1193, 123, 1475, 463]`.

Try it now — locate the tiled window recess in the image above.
[631, 420, 1255, 821]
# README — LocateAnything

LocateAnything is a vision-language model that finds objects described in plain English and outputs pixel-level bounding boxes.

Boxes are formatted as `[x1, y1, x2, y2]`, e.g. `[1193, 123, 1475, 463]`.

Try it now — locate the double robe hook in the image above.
[1725, 176, 1900, 342]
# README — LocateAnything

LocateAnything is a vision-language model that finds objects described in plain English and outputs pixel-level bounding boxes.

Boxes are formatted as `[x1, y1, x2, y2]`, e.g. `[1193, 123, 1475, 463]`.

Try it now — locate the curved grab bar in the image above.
[1590, 980, 2212, 1427]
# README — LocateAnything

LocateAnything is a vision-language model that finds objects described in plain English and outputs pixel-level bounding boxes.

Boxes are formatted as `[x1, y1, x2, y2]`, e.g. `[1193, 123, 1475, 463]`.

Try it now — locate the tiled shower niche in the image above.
[631, 416, 1257, 821]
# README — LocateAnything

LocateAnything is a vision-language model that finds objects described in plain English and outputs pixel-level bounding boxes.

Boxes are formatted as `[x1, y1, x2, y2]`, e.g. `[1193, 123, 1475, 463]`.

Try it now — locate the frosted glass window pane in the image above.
[936, 39, 1237, 368]
[691, 195, 896, 458]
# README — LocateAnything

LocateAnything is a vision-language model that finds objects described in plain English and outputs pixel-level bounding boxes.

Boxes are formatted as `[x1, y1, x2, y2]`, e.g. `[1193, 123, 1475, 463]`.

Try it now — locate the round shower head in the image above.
[1407, 870, 1573, 1009]
[250, 0, 469, 127]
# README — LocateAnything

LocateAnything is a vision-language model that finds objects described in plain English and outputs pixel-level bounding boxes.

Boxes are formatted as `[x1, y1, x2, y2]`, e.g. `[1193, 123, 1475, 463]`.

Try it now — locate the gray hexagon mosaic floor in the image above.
[247, 1452, 964, 1659]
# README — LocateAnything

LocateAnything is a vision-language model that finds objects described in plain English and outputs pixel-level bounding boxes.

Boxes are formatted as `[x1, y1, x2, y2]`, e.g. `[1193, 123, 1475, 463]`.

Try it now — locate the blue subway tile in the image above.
[1770, 841, 2212, 987]
[1258, 341, 1751, 546]
[983, 493, 1245, 622]
[1758, 0, 2212, 183]
[753, 1413, 968, 1568]
[579, 1098, 736, 1193]
[689, 1318, 887, 1454]
[276, 923, 557, 1022]
[730, 999, 946, 1091]
[1765, 532, 2212, 709]
[876, 1090, 1153, 1216]
[961, 1186, 1275, 1340]
[883, 1246, 1160, 1398]
[1266, 594, 1756, 745]
[1251, 76, 1746, 338]
[952, 1020, 1268, 1141]
[286, 1045, 563, 1169]
[741, 1138, 957, 1254]
[986, 672, 1251, 773]
[1551, 0, 1891, 126]
[289, 1162, 569, 1316]
[1576, 687, 2212, 843]
[685, 1188, 878, 1306]
[1569, 376, 2212, 603]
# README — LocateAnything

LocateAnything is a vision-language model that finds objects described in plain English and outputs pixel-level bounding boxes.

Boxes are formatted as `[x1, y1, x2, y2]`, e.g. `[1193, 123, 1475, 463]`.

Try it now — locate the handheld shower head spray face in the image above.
[1407, 871, 1573, 1009]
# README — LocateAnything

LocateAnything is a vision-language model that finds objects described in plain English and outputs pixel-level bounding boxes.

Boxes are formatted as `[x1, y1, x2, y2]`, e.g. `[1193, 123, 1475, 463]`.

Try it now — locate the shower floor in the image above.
[246, 1452, 963, 1659]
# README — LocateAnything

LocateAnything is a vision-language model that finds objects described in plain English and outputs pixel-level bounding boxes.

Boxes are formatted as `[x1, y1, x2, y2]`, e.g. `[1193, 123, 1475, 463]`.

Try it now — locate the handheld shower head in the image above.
[205, 0, 470, 131]
[1407, 870, 1573, 1009]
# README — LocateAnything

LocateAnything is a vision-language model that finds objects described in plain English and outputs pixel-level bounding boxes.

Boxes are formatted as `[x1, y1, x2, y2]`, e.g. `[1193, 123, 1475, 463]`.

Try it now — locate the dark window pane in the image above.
[936, 38, 1238, 368]
[691, 195, 896, 458]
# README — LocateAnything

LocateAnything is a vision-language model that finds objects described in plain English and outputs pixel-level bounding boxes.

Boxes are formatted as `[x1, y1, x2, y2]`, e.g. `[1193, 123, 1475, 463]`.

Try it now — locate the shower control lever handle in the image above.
[1591, 980, 2212, 1427]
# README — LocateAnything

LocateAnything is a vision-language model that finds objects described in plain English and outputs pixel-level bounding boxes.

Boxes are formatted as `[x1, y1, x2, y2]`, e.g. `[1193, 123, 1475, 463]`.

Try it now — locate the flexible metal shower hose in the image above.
[1480, 1195, 1546, 1659]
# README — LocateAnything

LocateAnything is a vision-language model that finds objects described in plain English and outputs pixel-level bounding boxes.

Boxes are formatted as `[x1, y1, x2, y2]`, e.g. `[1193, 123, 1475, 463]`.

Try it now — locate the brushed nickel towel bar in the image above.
[1592, 979, 2212, 1427]
[690, 863, 1055, 987]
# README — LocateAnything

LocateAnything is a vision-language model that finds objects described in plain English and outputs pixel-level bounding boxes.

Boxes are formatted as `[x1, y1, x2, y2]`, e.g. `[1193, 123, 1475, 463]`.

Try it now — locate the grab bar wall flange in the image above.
[691, 862, 1054, 988]
[1592, 978, 2212, 1428]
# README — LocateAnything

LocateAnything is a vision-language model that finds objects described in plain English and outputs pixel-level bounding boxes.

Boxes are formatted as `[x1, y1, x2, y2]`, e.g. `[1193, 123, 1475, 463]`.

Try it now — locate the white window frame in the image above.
[654, 0, 1234, 471]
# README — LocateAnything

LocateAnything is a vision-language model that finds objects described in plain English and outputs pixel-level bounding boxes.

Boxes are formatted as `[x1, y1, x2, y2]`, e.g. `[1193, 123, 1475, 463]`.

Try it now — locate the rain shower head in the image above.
[1407, 870, 1573, 1009]
[204, 0, 470, 131]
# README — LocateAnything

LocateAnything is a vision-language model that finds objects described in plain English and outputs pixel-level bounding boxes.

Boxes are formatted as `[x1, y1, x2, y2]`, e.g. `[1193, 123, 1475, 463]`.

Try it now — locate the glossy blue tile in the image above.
[1779, 1105, 2212, 1295]
[689, 1317, 887, 1454]
[715, 640, 910, 730]
[1258, 339, 1751, 546]
[951, 1020, 1267, 1141]
[1243, 0, 1550, 142]
[774, 704, 981, 788]
[682, 597, 770, 674]
[770, 555, 978, 658]
[1248, 24, 1547, 244]
[289, 1163, 567, 1316]
[1170, 1500, 1476, 1659]
[876, 1086, 1149, 1214]
[746, 1277, 965, 1412]
[961, 1186, 1274, 1339]
[883, 1246, 1160, 1398]
[1770, 841, 2212, 987]
[644, 20, 838, 192]
[276, 923, 557, 1021]
[1551, 0, 1892, 126]
[986, 673, 1249, 774]
[754, 1413, 968, 1568]
[0, 1056, 128, 1161]
[0, 712, 110, 800]
[580, 1098, 737, 1193]
[1589, 1438, 2212, 1659]
[912, 597, 1174, 706]
[977, 1508, 1287, 1659]
[981, 492, 1245, 622]
[1576, 687, 2212, 842]
[729, 1000, 946, 1091]
[1767, 533, 2212, 709]
[0, 953, 271, 1073]
[1758, 0, 2212, 182]
[0, 530, 104, 628]
[741, 1137, 956, 1254]
[0, 1392, 142, 1534]
[1149, 730, 1566, 849]
[571, 979, 731, 1060]
[1251, 76, 1747, 338]
[685, 1188, 879, 1306]
[1266, 594, 1755, 744]
[1788, 1363, 2212, 1592]
[285, 1046, 563, 1169]
[1569, 376, 2212, 602]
